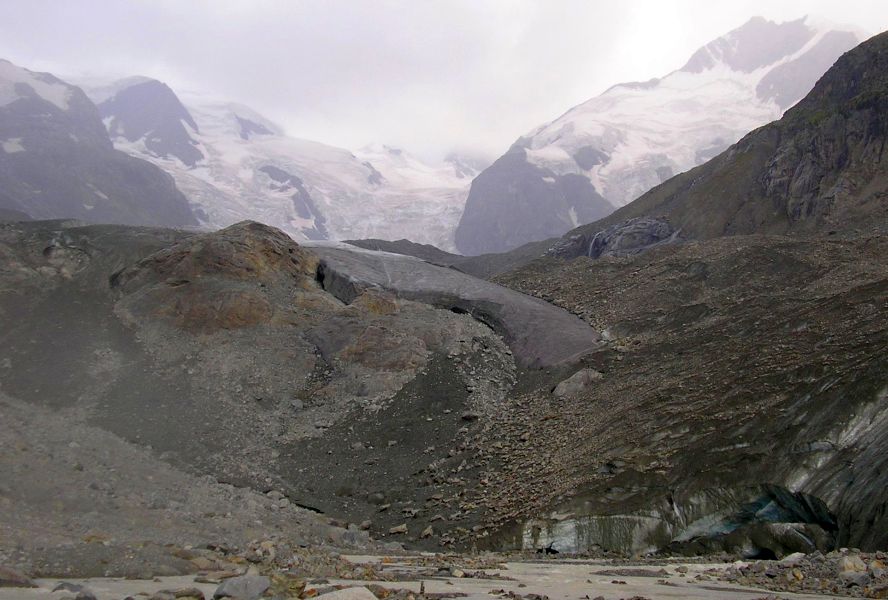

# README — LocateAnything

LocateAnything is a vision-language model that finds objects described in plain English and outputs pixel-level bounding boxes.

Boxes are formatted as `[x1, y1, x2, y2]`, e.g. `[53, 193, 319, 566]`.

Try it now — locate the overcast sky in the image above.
[1, 0, 887, 162]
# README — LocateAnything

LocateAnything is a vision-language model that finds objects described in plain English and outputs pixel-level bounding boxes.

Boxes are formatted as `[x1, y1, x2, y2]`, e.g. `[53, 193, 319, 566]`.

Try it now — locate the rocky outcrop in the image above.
[112, 221, 321, 333]
[547, 217, 681, 260]
[0, 220, 529, 556]
[0, 60, 197, 227]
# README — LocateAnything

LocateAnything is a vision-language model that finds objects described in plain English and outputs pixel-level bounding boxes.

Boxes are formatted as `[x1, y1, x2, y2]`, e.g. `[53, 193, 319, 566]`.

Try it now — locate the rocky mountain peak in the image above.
[0, 58, 75, 111]
[99, 78, 203, 166]
[680, 16, 815, 73]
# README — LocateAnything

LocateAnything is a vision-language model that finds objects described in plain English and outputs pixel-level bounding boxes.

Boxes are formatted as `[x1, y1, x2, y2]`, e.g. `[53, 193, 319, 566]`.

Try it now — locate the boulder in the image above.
[553, 368, 604, 397]
[839, 554, 868, 573]
[0, 566, 37, 587]
[213, 575, 271, 600]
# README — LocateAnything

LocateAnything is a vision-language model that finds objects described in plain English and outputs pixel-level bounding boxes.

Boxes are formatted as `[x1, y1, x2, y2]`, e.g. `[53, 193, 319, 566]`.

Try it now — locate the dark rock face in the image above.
[362, 161, 384, 185]
[756, 30, 862, 110]
[99, 79, 203, 167]
[235, 115, 274, 140]
[455, 146, 614, 255]
[0, 61, 197, 228]
[556, 30, 888, 247]
[572, 146, 609, 170]
[548, 217, 681, 260]
[258, 165, 328, 240]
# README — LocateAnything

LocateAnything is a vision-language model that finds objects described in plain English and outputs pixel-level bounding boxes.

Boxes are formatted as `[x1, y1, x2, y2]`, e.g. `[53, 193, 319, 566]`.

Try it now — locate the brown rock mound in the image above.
[112, 221, 322, 332]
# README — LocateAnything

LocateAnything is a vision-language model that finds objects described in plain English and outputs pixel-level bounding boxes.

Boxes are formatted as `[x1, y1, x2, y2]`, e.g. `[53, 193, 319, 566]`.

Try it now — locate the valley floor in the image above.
[0, 554, 859, 600]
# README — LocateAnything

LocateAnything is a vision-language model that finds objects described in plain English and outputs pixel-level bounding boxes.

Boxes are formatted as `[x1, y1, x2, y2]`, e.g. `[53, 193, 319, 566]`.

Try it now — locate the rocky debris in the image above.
[489, 589, 549, 600]
[552, 368, 603, 398]
[721, 549, 888, 597]
[594, 568, 668, 578]
[0, 566, 36, 587]
[2, 215, 887, 565]
[0, 220, 523, 561]
[0, 386, 384, 578]
[152, 588, 205, 600]
[487, 234, 888, 554]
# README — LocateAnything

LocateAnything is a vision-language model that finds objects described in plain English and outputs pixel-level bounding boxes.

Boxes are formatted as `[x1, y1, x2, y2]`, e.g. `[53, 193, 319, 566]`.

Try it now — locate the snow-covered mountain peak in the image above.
[0, 59, 73, 111]
[518, 16, 864, 207]
[679, 16, 815, 74]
